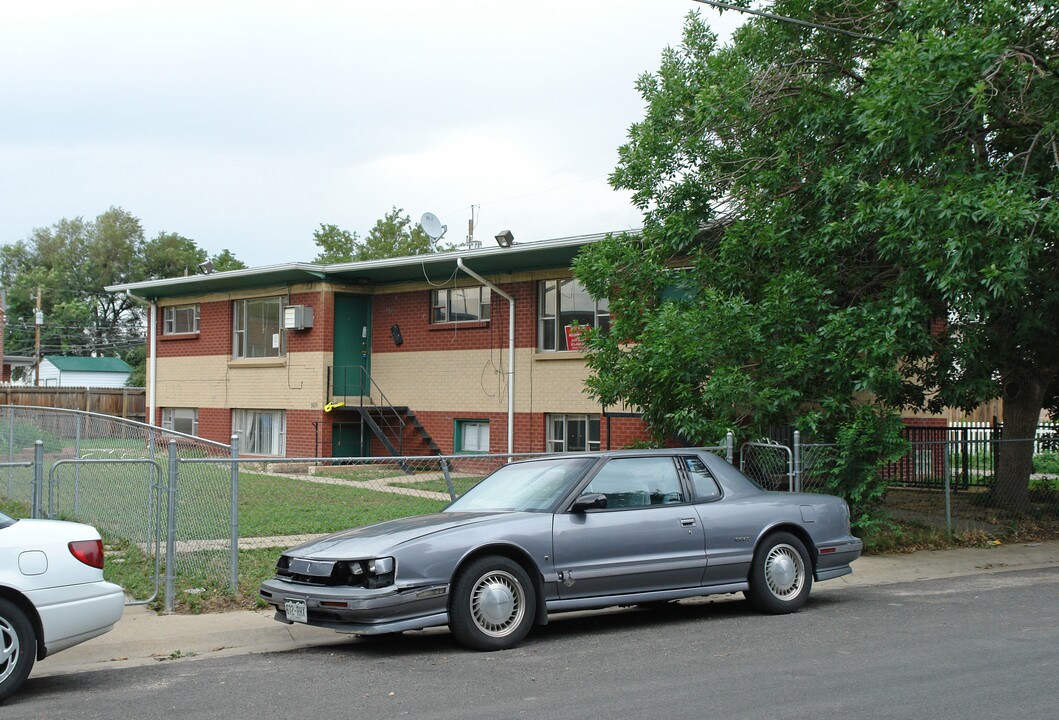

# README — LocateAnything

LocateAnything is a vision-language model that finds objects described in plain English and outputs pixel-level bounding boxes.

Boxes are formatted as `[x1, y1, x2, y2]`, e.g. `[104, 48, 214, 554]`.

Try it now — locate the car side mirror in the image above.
[572, 492, 608, 512]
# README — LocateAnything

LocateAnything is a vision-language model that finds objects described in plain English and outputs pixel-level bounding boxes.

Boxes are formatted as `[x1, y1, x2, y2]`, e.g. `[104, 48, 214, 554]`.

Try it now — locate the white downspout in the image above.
[126, 290, 158, 426]
[456, 258, 514, 456]
[148, 300, 157, 426]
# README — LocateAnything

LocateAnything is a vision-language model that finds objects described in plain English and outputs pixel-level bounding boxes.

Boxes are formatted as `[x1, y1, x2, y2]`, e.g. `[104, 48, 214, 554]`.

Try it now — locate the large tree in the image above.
[1, 208, 246, 380]
[312, 206, 448, 263]
[574, 1, 1058, 511]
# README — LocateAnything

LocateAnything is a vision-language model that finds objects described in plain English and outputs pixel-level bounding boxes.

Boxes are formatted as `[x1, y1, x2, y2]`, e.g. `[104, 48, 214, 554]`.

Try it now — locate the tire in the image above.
[747, 532, 813, 614]
[0, 598, 36, 704]
[449, 556, 536, 651]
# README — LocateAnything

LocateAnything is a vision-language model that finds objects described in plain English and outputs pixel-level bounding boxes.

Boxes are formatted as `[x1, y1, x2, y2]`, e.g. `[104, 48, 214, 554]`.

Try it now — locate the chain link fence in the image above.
[5, 406, 1056, 611]
[738, 430, 1059, 538]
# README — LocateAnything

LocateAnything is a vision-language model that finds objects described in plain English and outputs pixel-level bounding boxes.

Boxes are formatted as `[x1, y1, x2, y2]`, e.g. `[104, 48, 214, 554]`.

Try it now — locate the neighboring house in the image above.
[107, 234, 653, 458]
[38, 356, 133, 388]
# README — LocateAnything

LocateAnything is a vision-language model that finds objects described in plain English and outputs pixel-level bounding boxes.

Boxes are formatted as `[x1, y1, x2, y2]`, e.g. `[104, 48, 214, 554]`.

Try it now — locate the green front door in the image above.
[333, 294, 371, 396]
[331, 422, 368, 458]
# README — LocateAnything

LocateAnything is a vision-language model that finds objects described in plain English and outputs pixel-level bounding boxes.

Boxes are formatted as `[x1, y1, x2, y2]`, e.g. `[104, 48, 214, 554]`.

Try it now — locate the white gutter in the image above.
[456, 258, 515, 456]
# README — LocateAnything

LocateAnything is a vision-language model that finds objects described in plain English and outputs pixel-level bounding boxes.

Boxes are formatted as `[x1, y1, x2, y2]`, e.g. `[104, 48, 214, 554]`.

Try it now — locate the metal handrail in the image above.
[329, 365, 407, 455]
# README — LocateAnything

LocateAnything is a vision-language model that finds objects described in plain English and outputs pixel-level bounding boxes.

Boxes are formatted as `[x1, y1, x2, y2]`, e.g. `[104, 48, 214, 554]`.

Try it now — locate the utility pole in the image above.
[34, 287, 42, 387]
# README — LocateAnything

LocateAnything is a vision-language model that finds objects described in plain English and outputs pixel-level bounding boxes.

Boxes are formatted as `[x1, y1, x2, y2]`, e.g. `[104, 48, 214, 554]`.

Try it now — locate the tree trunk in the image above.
[995, 374, 1050, 513]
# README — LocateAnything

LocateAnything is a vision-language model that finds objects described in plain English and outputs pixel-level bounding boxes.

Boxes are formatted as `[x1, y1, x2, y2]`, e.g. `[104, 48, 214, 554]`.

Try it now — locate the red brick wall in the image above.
[155, 300, 231, 359]
[155, 291, 335, 360]
[371, 280, 540, 354]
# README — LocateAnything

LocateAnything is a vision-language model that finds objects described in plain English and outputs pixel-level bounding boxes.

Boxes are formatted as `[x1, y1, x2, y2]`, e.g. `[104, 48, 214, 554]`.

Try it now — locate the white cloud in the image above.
[0, 0, 742, 264]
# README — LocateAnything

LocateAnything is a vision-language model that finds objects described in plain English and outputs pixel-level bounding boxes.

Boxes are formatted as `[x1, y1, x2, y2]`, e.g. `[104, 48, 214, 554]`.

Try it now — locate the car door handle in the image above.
[680, 518, 696, 527]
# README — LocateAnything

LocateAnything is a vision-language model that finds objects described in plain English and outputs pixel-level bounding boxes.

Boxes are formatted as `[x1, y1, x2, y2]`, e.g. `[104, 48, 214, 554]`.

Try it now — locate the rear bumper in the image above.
[814, 537, 863, 582]
[28, 580, 125, 657]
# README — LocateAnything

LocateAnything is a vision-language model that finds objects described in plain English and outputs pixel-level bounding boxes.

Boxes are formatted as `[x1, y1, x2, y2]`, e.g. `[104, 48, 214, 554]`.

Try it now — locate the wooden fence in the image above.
[0, 386, 146, 422]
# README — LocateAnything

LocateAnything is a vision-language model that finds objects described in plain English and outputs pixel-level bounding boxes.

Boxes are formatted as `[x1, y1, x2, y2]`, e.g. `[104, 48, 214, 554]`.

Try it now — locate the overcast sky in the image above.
[0, 1, 741, 267]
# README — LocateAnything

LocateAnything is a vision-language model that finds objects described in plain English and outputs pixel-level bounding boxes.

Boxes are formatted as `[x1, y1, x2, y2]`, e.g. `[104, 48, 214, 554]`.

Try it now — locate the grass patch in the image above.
[1034, 452, 1059, 476]
[858, 520, 994, 554]
[387, 476, 483, 497]
[0, 496, 30, 518]
[313, 466, 408, 482]
[237, 473, 448, 537]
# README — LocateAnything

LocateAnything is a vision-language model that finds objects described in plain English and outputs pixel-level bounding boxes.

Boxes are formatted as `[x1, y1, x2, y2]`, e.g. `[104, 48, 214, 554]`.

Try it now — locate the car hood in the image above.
[284, 512, 515, 559]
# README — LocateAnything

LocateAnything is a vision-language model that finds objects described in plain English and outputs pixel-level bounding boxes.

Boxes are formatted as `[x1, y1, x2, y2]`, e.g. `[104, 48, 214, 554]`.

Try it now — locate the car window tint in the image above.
[584, 457, 684, 508]
[683, 456, 721, 501]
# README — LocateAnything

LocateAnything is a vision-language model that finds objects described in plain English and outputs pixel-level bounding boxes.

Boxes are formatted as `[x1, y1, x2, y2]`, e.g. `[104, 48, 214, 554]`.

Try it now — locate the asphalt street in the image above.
[6, 567, 1057, 720]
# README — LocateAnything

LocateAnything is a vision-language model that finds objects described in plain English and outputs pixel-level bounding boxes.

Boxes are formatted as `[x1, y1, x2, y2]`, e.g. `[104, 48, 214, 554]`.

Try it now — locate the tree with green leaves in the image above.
[1, 207, 246, 382]
[574, 1, 1057, 516]
[311, 206, 447, 263]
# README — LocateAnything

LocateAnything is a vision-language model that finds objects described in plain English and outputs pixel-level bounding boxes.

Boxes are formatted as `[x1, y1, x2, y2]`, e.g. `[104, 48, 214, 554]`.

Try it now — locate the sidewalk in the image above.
[33, 540, 1059, 678]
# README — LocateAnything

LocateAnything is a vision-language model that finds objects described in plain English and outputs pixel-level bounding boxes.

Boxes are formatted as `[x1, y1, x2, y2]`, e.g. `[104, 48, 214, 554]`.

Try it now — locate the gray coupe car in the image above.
[260, 449, 862, 650]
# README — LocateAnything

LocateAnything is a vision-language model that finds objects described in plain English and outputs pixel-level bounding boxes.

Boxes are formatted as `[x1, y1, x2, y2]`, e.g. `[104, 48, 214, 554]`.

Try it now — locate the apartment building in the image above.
[108, 234, 652, 458]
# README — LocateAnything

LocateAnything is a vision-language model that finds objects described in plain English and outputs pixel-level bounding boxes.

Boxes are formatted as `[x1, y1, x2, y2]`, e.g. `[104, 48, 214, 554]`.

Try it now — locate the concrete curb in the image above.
[33, 540, 1059, 678]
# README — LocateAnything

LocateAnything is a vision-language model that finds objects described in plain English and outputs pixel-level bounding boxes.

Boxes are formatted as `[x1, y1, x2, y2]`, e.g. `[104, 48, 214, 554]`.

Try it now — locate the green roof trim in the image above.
[105, 232, 629, 300]
[45, 356, 133, 373]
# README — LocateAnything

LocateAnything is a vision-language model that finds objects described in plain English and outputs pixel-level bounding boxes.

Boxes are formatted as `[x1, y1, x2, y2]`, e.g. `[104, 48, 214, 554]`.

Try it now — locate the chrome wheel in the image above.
[469, 570, 526, 638]
[0, 615, 19, 686]
[764, 543, 805, 600]
[747, 532, 813, 614]
[450, 556, 537, 651]
[0, 598, 35, 702]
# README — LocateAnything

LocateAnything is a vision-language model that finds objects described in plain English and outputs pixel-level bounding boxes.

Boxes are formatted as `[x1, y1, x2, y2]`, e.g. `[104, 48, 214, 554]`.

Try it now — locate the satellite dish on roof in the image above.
[420, 212, 447, 242]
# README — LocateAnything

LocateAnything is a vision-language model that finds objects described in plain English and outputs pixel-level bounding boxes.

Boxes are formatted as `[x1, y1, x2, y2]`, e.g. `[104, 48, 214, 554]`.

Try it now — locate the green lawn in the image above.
[387, 476, 483, 497]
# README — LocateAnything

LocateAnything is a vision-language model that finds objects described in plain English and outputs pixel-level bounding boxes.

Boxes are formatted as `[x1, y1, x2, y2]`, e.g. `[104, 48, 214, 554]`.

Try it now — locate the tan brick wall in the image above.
[155, 351, 330, 410]
[369, 348, 598, 414]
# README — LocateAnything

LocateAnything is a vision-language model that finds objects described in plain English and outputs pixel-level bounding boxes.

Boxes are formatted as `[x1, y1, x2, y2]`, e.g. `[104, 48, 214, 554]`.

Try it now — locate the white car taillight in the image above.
[69, 539, 105, 569]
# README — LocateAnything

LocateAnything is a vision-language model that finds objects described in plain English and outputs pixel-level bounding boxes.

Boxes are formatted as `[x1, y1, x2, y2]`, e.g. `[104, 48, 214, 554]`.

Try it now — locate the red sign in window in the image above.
[564, 325, 588, 352]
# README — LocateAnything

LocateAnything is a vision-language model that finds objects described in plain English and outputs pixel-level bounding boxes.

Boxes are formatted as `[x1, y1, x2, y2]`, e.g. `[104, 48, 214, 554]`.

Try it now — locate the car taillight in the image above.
[69, 539, 105, 569]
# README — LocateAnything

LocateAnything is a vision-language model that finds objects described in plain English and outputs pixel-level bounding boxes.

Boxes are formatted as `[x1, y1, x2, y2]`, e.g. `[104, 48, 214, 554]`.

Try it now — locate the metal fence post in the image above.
[793, 430, 802, 493]
[165, 440, 178, 613]
[726, 432, 735, 464]
[229, 434, 240, 592]
[32, 440, 44, 519]
[74, 415, 82, 517]
[6, 406, 14, 497]
[440, 457, 456, 501]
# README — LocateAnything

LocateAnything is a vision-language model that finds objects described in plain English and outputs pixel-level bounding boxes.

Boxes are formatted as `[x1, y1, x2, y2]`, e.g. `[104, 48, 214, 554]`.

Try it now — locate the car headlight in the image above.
[339, 557, 396, 588]
[369, 557, 394, 575]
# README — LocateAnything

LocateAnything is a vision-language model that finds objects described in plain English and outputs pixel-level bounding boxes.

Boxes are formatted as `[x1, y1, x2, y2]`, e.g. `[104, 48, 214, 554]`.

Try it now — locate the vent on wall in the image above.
[283, 305, 314, 330]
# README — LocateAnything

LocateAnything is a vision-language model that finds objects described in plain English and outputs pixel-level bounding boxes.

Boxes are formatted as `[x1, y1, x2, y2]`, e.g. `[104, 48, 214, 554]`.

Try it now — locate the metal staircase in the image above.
[328, 366, 442, 463]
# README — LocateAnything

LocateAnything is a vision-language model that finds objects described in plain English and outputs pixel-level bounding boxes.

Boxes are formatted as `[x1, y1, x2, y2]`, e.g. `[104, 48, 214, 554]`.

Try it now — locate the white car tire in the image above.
[0, 598, 36, 704]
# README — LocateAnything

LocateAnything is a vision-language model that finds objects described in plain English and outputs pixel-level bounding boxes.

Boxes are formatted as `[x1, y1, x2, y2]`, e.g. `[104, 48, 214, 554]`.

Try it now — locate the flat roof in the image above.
[106, 231, 625, 300]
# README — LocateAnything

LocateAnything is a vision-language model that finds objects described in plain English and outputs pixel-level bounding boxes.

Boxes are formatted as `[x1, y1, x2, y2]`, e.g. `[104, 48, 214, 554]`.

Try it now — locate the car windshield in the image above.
[0, 512, 14, 529]
[447, 457, 595, 513]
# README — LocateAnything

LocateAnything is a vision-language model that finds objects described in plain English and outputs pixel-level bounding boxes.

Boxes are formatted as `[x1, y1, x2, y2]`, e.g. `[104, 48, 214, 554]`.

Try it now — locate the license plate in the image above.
[284, 599, 307, 623]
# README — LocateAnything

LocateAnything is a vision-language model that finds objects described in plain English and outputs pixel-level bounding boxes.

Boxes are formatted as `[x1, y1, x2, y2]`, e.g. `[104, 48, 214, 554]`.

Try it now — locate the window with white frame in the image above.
[163, 304, 200, 335]
[161, 408, 199, 436]
[546, 414, 600, 453]
[431, 286, 491, 323]
[537, 279, 609, 351]
[233, 409, 285, 455]
[455, 419, 490, 453]
[233, 297, 285, 358]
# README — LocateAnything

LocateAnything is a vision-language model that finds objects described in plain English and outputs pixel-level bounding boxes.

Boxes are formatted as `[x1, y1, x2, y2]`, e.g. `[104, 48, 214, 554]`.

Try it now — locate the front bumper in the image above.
[259, 578, 450, 634]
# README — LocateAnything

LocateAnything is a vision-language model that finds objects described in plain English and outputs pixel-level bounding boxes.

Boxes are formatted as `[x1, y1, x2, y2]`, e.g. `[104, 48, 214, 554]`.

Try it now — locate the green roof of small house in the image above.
[44, 356, 133, 373]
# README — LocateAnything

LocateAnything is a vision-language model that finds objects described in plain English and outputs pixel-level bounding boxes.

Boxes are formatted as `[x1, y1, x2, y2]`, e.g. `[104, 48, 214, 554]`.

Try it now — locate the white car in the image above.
[0, 511, 124, 702]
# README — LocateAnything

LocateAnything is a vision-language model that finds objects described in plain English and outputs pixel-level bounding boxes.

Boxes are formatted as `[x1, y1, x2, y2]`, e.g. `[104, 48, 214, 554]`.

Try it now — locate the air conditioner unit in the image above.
[283, 305, 314, 330]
